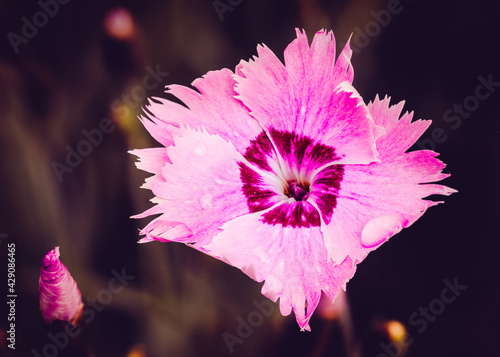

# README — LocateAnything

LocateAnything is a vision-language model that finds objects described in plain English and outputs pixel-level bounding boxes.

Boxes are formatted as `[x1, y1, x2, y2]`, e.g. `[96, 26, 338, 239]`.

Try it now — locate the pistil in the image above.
[287, 181, 310, 201]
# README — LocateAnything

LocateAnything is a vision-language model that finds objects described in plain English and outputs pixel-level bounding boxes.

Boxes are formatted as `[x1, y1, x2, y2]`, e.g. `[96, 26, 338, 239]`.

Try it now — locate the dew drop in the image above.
[361, 215, 404, 248]
[192, 142, 207, 156]
[199, 192, 213, 210]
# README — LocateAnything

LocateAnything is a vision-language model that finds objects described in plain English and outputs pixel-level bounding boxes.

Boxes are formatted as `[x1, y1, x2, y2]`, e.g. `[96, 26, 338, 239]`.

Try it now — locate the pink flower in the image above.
[39, 247, 83, 325]
[131, 29, 455, 330]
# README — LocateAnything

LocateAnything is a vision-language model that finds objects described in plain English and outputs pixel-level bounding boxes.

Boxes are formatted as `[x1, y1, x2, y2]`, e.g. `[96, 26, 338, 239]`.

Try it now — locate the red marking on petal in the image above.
[310, 165, 344, 224]
[243, 131, 275, 171]
[239, 162, 278, 213]
[262, 201, 321, 228]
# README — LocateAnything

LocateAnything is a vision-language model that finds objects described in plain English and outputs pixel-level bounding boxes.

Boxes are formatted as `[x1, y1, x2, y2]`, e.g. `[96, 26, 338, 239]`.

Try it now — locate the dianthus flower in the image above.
[39, 247, 83, 325]
[131, 29, 455, 330]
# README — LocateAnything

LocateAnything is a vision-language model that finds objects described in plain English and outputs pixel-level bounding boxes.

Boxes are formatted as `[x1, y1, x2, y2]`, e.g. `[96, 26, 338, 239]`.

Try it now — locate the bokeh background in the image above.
[1, 0, 499, 356]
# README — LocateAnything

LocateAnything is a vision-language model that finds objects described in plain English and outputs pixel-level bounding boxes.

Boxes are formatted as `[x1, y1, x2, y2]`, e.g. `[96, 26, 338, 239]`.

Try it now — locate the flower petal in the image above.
[319, 98, 456, 264]
[39, 247, 83, 325]
[139, 114, 177, 148]
[368, 95, 433, 158]
[143, 69, 261, 154]
[206, 211, 357, 331]
[139, 126, 249, 246]
[283, 29, 354, 94]
[129, 147, 170, 174]
[234, 29, 381, 165]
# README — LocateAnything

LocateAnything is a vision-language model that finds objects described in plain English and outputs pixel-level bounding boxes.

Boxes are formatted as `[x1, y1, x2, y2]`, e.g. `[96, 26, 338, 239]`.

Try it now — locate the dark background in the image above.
[0, 0, 499, 356]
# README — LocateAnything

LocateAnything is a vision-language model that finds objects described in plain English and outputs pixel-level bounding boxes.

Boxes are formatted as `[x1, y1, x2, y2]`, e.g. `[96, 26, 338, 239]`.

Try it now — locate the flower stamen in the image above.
[286, 181, 310, 201]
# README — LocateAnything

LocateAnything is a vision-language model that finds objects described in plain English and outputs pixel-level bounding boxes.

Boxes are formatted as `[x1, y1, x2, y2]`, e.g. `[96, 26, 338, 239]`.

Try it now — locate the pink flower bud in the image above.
[39, 247, 83, 325]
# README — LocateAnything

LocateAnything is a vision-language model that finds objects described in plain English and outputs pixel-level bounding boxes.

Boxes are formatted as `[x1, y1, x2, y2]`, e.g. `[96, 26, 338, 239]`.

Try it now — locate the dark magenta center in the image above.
[240, 129, 344, 228]
[287, 181, 310, 201]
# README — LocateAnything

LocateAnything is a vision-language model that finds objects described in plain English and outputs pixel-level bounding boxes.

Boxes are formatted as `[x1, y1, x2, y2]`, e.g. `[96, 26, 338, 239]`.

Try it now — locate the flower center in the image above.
[239, 129, 344, 228]
[286, 181, 310, 201]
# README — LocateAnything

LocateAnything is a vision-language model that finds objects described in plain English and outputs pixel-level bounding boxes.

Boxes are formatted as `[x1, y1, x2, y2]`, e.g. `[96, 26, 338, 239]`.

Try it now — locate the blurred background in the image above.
[0, 0, 499, 356]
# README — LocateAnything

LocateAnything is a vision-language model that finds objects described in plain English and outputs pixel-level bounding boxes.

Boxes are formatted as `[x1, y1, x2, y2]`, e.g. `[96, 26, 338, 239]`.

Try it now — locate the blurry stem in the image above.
[339, 297, 361, 357]
[46, 319, 93, 357]
[310, 320, 334, 357]
[310, 292, 361, 357]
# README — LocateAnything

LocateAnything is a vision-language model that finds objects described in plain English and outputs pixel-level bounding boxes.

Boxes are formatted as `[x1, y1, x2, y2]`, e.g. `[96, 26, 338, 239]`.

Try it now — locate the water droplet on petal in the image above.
[199, 193, 213, 210]
[192, 142, 207, 156]
[361, 215, 405, 248]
